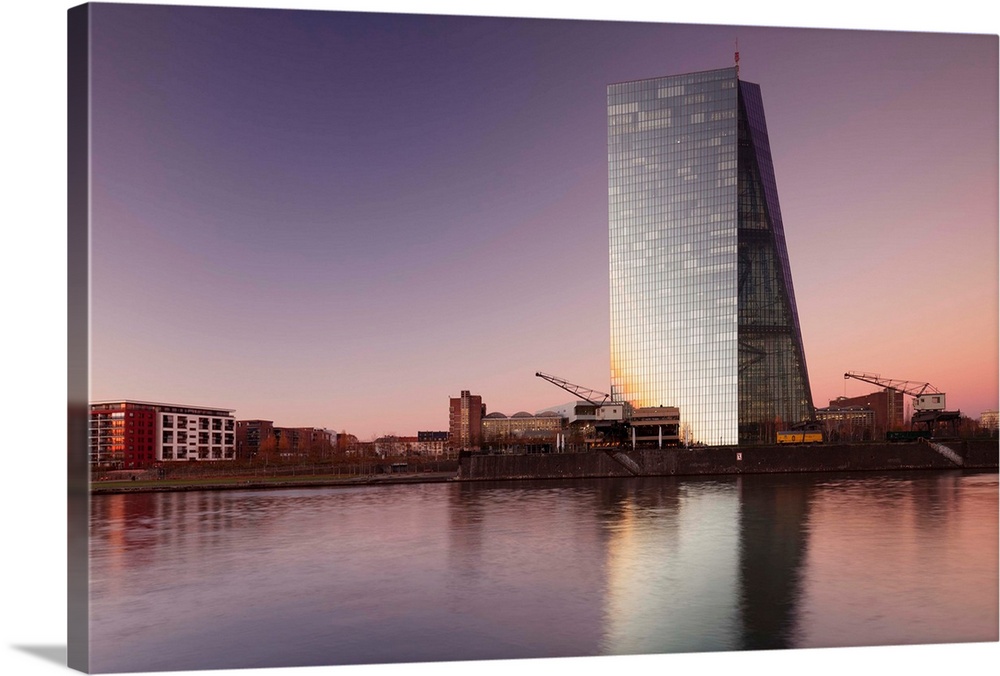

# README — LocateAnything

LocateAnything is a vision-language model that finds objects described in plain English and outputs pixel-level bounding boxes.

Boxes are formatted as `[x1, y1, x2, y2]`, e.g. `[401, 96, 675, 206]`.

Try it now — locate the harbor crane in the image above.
[534, 371, 614, 407]
[843, 371, 961, 432]
[534, 371, 627, 447]
[534, 372, 680, 449]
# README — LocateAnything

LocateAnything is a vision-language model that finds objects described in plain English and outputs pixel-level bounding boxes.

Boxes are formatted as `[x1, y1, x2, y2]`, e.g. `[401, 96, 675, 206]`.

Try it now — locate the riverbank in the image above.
[90, 471, 458, 494]
[89, 438, 999, 493]
[458, 438, 999, 481]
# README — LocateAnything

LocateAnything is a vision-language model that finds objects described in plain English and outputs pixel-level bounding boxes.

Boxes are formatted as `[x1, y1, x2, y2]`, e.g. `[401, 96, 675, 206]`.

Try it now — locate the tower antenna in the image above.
[734, 38, 740, 78]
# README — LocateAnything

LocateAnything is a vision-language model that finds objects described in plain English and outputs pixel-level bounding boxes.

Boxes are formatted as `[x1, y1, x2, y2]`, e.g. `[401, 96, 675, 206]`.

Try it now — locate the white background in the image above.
[2, 2, 997, 675]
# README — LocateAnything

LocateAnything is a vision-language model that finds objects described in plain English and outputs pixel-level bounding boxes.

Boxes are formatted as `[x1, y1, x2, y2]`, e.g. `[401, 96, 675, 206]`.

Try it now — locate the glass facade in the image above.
[608, 67, 813, 446]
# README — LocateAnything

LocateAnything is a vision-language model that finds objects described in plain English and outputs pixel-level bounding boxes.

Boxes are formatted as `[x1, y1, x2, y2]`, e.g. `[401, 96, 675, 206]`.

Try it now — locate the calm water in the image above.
[89, 470, 999, 673]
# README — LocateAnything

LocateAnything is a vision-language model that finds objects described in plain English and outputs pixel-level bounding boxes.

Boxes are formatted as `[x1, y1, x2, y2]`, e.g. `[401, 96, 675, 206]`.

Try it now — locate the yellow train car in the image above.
[776, 431, 824, 444]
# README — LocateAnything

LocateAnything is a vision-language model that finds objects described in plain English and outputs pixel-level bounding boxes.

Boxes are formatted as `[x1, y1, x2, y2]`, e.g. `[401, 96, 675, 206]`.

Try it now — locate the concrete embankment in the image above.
[90, 471, 457, 495]
[457, 438, 999, 481]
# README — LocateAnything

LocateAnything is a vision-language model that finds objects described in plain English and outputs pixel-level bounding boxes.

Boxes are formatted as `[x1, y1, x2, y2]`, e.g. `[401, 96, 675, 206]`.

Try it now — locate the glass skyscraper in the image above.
[608, 67, 813, 446]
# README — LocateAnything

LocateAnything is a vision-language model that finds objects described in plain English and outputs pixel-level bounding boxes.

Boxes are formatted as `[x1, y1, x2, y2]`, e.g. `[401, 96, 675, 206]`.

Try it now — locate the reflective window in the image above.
[608, 68, 812, 446]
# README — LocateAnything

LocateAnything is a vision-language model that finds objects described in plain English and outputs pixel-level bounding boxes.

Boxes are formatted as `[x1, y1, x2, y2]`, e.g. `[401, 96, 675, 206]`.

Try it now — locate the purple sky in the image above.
[86, 3, 998, 438]
[0, 3, 997, 676]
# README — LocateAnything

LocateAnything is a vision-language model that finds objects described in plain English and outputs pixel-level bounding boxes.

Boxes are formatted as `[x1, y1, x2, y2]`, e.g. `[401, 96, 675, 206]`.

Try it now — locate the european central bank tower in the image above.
[608, 66, 813, 446]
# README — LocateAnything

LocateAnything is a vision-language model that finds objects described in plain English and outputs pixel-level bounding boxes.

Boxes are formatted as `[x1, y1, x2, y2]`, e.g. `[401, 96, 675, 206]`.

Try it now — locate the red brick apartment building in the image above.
[829, 387, 905, 435]
[90, 400, 236, 469]
[449, 390, 485, 450]
[236, 420, 333, 459]
[89, 401, 158, 469]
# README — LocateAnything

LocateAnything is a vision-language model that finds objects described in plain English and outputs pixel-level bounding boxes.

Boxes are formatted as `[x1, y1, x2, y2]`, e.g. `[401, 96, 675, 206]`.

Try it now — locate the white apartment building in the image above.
[91, 400, 237, 466]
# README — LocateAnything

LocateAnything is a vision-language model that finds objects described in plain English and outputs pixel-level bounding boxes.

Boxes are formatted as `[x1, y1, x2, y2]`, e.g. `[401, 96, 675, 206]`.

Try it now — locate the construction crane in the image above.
[843, 371, 960, 432]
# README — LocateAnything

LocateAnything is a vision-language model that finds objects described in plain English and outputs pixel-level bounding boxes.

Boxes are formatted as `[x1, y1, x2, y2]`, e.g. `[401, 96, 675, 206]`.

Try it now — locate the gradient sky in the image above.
[86, 2, 998, 438]
[0, 4, 996, 674]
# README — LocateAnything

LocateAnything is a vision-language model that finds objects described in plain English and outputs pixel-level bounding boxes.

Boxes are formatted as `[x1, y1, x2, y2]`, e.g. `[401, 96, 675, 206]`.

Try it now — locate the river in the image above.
[89, 470, 998, 673]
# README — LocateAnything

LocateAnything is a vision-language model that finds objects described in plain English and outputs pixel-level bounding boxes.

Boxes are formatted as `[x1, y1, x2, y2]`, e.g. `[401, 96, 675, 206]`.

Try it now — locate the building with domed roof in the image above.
[481, 409, 565, 446]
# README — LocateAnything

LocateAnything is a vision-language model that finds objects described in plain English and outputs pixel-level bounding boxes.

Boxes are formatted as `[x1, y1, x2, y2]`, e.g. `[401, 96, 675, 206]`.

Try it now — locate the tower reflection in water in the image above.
[599, 475, 812, 653]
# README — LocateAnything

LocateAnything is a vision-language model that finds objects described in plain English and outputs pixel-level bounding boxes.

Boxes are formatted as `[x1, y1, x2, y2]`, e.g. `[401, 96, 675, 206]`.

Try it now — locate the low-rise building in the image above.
[536, 401, 600, 425]
[815, 406, 876, 443]
[90, 400, 236, 468]
[481, 411, 565, 451]
[374, 435, 418, 457]
[235, 419, 274, 459]
[416, 431, 449, 457]
[629, 406, 681, 448]
[829, 388, 904, 436]
[237, 420, 333, 459]
[373, 433, 451, 458]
